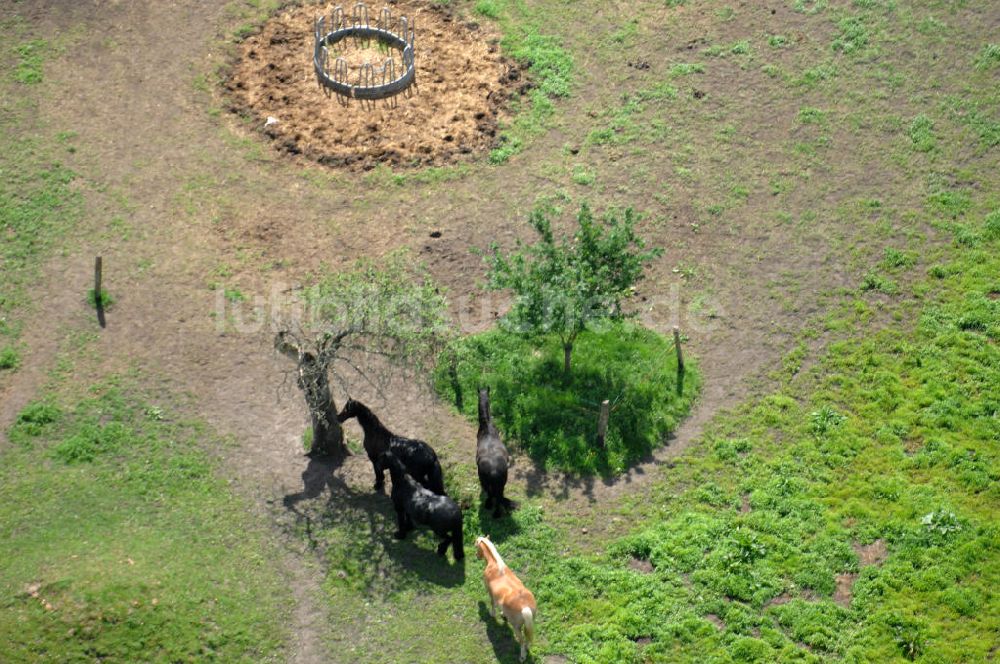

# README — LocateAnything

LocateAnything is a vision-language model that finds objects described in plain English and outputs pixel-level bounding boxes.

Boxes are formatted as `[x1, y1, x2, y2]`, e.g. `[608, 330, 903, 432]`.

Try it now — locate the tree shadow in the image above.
[281, 453, 466, 593]
[447, 325, 697, 488]
[477, 600, 535, 664]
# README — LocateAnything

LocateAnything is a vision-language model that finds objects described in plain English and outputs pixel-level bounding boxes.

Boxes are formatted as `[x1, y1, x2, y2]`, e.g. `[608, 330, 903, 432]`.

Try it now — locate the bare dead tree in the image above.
[274, 254, 452, 459]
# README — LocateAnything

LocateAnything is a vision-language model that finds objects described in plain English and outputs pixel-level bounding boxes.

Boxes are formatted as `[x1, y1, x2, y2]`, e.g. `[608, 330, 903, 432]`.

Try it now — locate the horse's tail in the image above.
[521, 606, 535, 647]
[428, 458, 446, 495]
[452, 519, 465, 560]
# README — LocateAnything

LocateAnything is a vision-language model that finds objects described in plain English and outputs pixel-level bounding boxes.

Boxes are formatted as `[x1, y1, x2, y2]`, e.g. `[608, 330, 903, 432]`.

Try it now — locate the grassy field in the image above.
[0, 378, 291, 662]
[1, 0, 998, 662]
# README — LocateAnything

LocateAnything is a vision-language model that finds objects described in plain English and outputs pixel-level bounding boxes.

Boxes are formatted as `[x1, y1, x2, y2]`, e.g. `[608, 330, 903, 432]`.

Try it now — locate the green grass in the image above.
[586, 84, 677, 147]
[87, 288, 114, 310]
[571, 164, 596, 185]
[13, 39, 47, 84]
[0, 381, 290, 662]
[908, 114, 936, 152]
[832, 15, 870, 54]
[434, 323, 699, 475]
[478, 1, 573, 163]
[0, 35, 83, 355]
[0, 345, 21, 370]
[974, 43, 1000, 71]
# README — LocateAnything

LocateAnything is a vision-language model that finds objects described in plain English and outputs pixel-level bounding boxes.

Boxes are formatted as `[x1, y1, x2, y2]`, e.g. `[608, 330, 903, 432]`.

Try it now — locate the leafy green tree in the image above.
[483, 203, 661, 374]
[275, 254, 451, 458]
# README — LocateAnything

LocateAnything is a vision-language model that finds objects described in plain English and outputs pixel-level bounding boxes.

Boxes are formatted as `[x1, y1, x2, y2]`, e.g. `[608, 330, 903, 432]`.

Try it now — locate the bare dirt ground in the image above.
[0, 0, 928, 660]
[226, 1, 518, 168]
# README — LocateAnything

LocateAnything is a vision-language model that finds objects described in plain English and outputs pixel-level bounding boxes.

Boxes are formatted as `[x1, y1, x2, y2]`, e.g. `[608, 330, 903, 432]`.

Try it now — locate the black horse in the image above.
[476, 387, 512, 518]
[381, 451, 465, 560]
[338, 399, 446, 495]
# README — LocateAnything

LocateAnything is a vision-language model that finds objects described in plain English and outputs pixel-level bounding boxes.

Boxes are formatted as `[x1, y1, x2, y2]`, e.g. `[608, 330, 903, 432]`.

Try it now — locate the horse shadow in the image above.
[477, 601, 535, 664]
[475, 500, 523, 545]
[282, 453, 466, 592]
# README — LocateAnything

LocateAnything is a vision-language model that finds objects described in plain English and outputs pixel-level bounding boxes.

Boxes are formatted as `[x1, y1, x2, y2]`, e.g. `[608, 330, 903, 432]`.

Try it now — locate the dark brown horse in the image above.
[476, 387, 512, 518]
[338, 399, 446, 495]
[382, 451, 464, 560]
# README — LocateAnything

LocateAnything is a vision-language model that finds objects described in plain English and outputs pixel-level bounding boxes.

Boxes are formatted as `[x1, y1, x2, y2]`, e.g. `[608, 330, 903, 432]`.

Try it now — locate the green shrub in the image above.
[908, 114, 936, 152]
[434, 322, 698, 474]
[975, 43, 1000, 70]
[0, 345, 19, 370]
[10, 401, 61, 441]
[52, 421, 131, 463]
[860, 271, 899, 295]
[832, 16, 870, 54]
[474, 0, 500, 19]
[13, 40, 47, 84]
[881, 247, 917, 269]
[984, 210, 1000, 239]
[87, 287, 114, 309]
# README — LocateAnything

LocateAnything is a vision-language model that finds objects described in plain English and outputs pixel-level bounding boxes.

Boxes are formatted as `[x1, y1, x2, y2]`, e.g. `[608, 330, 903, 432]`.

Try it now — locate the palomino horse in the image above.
[475, 535, 536, 662]
[476, 387, 512, 518]
[338, 399, 446, 495]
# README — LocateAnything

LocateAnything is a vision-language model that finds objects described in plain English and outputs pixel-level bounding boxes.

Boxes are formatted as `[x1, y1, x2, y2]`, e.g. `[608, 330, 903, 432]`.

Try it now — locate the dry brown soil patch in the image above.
[225, 1, 520, 169]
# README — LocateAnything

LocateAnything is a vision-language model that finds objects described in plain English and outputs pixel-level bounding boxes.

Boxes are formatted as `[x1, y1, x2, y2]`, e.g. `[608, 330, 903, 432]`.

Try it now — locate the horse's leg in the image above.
[403, 511, 415, 535]
[485, 583, 498, 618]
[492, 487, 504, 519]
[436, 536, 449, 556]
[393, 506, 407, 539]
[372, 457, 385, 492]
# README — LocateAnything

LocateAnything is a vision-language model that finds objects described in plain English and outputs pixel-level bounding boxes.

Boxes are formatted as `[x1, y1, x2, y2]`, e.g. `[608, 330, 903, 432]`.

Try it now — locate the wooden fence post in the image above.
[94, 256, 102, 302]
[673, 326, 684, 374]
[597, 399, 610, 448]
[94, 256, 106, 328]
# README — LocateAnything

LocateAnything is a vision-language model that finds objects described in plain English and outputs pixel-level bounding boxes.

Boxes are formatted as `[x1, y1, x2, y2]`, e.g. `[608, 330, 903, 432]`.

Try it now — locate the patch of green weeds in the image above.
[942, 96, 1000, 149]
[916, 15, 946, 35]
[12, 39, 47, 84]
[795, 62, 838, 87]
[571, 165, 595, 186]
[86, 288, 114, 310]
[794, 0, 828, 14]
[860, 271, 899, 295]
[730, 39, 751, 55]
[880, 247, 917, 270]
[609, 19, 639, 45]
[670, 62, 705, 76]
[832, 15, 870, 54]
[908, 114, 936, 152]
[974, 43, 1000, 70]
[0, 346, 20, 371]
[485, 1, 574, 163]
[474, 0, 501, 19]
[798, 107, 829, 125]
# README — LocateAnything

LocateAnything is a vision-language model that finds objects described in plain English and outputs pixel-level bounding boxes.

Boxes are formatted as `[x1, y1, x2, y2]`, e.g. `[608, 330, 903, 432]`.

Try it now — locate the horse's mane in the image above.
[477, 390, 500, 437]
[477, 536, 506, 572]
[349, 400, 385, 430]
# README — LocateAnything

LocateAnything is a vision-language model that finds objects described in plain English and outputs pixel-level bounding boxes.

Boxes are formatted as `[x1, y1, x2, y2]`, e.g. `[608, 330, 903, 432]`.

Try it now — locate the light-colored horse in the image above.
[475, 535, 536, 662]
